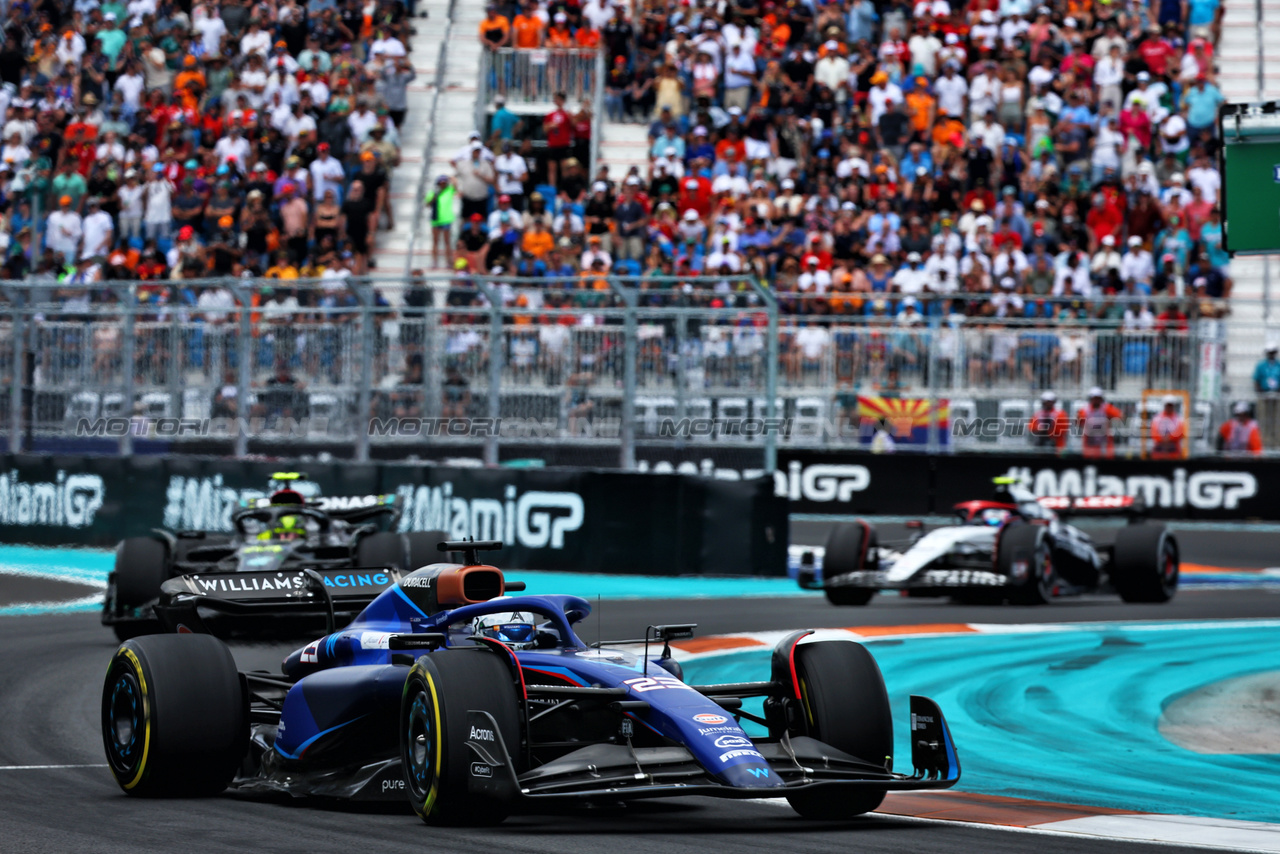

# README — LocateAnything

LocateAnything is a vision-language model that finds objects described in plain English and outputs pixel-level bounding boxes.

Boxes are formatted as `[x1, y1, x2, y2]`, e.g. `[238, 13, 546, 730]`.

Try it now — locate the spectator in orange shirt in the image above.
[575, 24, 602, 49]
[479, 5, 511, 49]
[1149, 396, 1187, 459]
[1030, 391, 1070, 451]
[512, 2, 545, 49]
[174, 56, 206, 97]
[1076, 387, 1124, 458]
[547, 12, 574, 46]
[905, 77, 936, 136]
[521, 218, 555, 260]
[1218, 402, 1263, 454]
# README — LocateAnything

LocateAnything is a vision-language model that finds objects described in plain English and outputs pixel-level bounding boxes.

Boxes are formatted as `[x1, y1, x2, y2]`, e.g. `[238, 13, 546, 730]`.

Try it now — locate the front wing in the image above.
[811, 568, 1011, 593]
[466, 695, 959, 805]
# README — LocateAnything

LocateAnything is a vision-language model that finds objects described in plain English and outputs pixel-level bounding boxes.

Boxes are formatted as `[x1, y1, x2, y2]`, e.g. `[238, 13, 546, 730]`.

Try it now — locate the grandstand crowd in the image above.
[0, 0, 416, 290]
[453, 0, 1233, 328]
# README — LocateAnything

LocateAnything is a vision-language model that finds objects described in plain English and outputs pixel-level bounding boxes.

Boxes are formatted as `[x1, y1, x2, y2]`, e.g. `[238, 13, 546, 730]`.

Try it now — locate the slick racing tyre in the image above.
[1111, 525, 1178, 603]
[997, 524, 1054, 605]
[786, 641, 891, 819]
[102, 634, 247, 797]
[107, 537, 171, 641]
[821, 522, 877, 606]
[401, 649, 522, 826]
[358, 530, 448, 572]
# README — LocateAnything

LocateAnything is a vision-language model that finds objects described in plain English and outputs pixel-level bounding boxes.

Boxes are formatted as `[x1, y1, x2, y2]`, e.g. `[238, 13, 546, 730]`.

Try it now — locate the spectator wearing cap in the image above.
[1076, 387, 1124, 458]
[455, 139, 494, 220]
[493, 140, 528, 212]
[1030, 391, 1070, 452]
[1219, 402, 1263, 455]
[1149, 395, 1187, 459]
[46, 195, 83, 263]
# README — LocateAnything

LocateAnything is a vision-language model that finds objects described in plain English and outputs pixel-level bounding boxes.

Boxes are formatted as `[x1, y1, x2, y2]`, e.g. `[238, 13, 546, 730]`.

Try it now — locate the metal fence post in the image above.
[355, 280, 376, 463]
[475, 279, 502, 465]
[235, 284, 252, 459]
[119, 289, 136, 457]
[9, 291, 22, 454]
[608, 277, 637, 469]
[762, 292, 780, 474]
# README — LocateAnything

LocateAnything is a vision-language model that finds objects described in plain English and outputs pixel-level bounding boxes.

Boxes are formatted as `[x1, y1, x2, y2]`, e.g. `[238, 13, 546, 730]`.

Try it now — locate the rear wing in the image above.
[238, 493, 400, 523]
[1036, 495, 1146, 516]
[155, 566, 403, 634]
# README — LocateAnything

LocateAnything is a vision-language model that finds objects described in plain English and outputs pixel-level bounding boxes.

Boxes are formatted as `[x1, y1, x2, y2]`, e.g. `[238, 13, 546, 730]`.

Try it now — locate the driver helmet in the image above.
[473, 610, 538, 647]
[270, 514, 303, 541]
[980, 508, 1011, 527]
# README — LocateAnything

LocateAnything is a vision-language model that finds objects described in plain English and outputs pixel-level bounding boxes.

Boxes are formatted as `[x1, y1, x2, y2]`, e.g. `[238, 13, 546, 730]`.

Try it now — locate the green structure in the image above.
[1219, 101, 1280, 255]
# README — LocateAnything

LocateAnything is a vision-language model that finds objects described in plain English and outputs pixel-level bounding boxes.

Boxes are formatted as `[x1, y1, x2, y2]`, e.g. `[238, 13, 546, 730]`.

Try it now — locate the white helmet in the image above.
[473, 607, 538, 647]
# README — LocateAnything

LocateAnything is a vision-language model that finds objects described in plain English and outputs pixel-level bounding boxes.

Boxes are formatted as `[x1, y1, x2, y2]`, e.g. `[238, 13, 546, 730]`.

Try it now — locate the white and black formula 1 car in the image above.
[798, 478, 1179, 606]
[102, 473, 445, 640]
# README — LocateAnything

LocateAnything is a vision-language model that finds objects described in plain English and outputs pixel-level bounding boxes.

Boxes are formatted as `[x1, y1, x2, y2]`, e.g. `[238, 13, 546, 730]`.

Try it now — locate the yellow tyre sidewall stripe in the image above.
[116, 647, 152, 791]
[421, 669, 442, 817]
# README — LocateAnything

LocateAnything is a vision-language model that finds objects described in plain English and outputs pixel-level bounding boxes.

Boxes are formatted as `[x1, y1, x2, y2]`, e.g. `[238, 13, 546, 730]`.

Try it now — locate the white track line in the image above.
[0, 764, 109, 770]
[748, 799, 1280, 853]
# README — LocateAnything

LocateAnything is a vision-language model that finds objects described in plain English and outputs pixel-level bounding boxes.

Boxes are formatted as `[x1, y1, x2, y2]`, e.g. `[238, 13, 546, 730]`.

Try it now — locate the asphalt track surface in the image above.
[1, 524, 1277, 853]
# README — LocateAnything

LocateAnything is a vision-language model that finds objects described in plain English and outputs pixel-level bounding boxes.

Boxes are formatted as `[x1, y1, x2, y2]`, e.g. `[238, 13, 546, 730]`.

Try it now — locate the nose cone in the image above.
[718, 760, 785, 788]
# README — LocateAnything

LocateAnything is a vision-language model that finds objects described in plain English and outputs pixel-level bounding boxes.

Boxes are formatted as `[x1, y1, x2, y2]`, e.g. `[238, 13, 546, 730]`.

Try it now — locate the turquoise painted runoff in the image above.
[684, 623, 1280, 822]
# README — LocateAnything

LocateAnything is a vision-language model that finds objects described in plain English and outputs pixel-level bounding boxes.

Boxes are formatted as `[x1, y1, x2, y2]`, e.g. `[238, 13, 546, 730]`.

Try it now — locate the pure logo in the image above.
[469, 726, 494, 742]
[713, 734, 753, 749]
[380, 778, 405, 793]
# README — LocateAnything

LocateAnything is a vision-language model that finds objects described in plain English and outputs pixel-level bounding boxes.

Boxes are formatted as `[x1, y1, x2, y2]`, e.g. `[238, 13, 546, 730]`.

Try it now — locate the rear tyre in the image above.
[401, 649, 522, 826]
[101, 634, 247, 797]
[821, 522, 877, 607]
[405, 530, 448, 571]
[1111, 525, 1178, 603]
[997, 525, 1054, 605]
[785, 641, 891, 819]
[357, 531, 409, 570]
[107, 537, 171, 641]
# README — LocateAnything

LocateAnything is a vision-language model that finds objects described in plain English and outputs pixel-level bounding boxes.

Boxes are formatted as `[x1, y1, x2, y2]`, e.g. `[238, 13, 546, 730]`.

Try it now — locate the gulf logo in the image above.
[693, 713, 728, 725]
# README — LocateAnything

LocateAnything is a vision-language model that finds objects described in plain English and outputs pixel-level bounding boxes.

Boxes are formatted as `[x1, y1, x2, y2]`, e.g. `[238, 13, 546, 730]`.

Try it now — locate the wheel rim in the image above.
[404, 689, 436, 804]
[1162, 543, 1179, 591]
[104, 669, 142, 774]
[1034, 550, 1054, 599]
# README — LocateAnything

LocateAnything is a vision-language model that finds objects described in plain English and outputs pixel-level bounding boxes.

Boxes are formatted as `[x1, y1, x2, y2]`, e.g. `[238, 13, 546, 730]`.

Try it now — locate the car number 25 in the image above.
[623, 676, 694, 693]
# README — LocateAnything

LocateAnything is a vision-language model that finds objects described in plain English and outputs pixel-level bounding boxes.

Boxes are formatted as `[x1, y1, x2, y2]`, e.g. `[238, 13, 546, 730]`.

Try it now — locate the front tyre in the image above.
[821, 522, 878, 607]
[785, 641, 891, 819]
[997, 524, 1054, 605]
[401, 649, 522, 826]
[101, 634, 246, 797]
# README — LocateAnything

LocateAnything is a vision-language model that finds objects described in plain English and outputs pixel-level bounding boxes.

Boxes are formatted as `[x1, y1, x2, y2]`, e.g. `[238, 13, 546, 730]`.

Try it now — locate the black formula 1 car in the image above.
[799, 478, 1179, 606]
[102, 473, 445, 640]
[102, 541, 960, 824]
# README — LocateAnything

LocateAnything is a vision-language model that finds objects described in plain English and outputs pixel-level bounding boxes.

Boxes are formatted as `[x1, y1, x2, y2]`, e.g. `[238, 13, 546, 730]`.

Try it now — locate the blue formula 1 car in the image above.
[101, 541, 960, 824]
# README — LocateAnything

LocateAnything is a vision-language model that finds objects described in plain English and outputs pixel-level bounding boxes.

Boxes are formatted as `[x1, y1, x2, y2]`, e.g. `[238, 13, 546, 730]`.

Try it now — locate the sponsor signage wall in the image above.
[775, 450, 1271, 520]
[0, 455, 788, 576]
